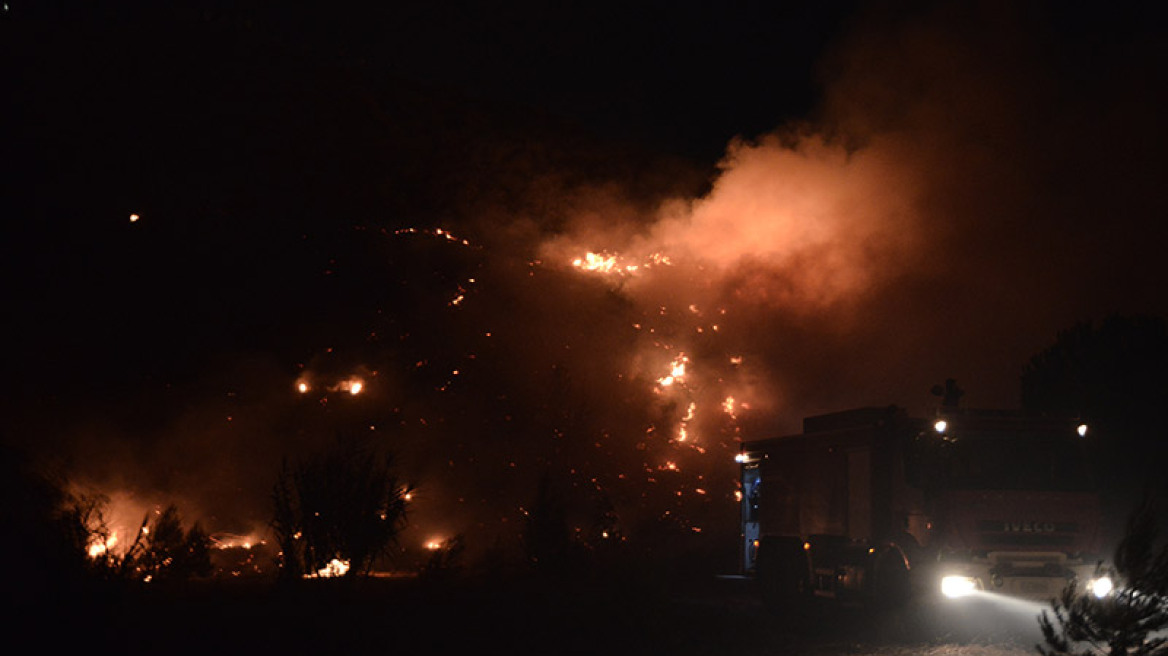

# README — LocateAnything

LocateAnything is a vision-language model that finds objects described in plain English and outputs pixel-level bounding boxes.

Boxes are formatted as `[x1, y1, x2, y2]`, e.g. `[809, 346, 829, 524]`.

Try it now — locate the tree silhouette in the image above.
[1039, 495, 1168, 656]
[1021, 314, 1168, 532]
[0, 445, 90, 604]
[520, 469, 610, 577]
[522, 471, 575, 572]
[130, 506, 212, 583]
[1022, 314, 1168, 449]
[271, 436, 412, 578]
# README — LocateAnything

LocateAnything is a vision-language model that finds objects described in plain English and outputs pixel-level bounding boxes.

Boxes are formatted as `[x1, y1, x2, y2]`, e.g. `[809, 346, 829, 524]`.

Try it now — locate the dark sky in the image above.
[3, 1, 1166, 562]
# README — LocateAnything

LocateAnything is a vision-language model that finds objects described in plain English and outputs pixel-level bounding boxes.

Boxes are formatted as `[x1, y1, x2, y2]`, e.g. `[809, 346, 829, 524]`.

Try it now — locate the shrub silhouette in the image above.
[1039, 495, 1168, 656]
[420, 534, 466, 579]
[0, 446, 90, 603]
[522, 471, 585, 574]
[71, 499, 211, 584]
[271, 437, 412, 578]
[130, 506, 212, 582]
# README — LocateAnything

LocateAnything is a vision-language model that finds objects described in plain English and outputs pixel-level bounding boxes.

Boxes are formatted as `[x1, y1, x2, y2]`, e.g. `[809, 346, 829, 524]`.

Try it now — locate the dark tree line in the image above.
[1021, 314, 1168, 536]
[1026, 314, 1168, 655]
[1022, 315, 1168, 484]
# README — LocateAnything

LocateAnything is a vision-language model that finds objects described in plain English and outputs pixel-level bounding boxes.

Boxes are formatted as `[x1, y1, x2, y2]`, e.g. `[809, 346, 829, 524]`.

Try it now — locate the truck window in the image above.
[935, 434, 1093, 491]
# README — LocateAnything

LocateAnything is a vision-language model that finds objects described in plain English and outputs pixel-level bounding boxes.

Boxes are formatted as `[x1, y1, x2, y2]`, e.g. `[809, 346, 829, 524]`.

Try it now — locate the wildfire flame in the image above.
[722, 396, 737, 417]
[323, 378, 364, 395]
[571, 251, 672, 277]
[87, 532, 118, 559]
[657, 354, 689, 387]
[572, 252, 622, 273]
[310, 558, 350, 578]
[211, 533, 263, 550]
[297, 374, 369, 396]
[393, 226, 475, 247]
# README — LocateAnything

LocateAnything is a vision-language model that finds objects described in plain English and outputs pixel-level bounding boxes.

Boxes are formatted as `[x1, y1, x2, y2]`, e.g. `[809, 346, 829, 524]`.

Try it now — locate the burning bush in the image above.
[77, 500, 211, 584]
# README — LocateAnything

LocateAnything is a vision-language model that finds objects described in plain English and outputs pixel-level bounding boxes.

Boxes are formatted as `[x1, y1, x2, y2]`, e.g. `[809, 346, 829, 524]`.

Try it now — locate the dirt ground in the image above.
[26, 572, 1050, 655]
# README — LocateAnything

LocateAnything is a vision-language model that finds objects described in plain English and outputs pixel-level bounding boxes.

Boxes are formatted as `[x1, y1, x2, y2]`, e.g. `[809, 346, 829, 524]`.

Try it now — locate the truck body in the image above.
[739, 406, 1105, 605]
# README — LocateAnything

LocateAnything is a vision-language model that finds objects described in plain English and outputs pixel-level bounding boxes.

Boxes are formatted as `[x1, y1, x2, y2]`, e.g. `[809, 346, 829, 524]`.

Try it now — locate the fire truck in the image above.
[738, 405, 1111, 606]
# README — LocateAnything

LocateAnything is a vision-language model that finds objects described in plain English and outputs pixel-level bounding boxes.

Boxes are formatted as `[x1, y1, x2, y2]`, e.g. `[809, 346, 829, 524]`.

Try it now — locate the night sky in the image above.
[3, 1, 1166, 565]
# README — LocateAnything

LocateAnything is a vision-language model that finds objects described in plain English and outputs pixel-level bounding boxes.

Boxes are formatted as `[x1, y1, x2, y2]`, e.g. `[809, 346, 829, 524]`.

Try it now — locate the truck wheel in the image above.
[756, 536, 809, 611]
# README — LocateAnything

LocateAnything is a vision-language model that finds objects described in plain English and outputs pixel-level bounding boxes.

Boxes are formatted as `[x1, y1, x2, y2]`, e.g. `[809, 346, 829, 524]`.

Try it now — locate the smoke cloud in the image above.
[537, 0, 1167, 425]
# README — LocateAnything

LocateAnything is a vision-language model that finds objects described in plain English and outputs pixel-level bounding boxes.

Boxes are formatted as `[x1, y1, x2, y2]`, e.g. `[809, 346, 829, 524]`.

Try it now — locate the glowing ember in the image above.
[393, 226, 474, 247]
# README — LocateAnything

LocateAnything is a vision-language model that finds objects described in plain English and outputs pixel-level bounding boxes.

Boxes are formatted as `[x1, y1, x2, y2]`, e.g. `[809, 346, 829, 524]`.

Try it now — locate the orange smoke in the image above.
[547, 132, 923, 314]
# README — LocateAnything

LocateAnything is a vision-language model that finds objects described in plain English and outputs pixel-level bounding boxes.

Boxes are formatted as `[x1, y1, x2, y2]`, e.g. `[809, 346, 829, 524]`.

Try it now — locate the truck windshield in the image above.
[933, 433, 1094, 491]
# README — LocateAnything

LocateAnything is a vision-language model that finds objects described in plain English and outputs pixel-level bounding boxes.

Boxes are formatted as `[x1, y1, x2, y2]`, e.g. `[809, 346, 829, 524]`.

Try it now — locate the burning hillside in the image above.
[5, 2, 1166, 578]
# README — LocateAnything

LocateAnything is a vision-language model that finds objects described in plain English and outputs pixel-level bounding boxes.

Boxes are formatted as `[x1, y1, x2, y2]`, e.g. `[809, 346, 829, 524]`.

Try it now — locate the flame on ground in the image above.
[211, 533, 264, 550]
[307, 558, 351, 578]
[571, 251, 672, 277]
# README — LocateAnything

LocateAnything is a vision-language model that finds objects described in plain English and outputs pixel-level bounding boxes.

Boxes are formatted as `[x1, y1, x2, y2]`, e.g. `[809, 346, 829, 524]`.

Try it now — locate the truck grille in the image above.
[977, 521, 1079, 533]
[991, 534, 1076, 547]
[976, 520, 1079, 547]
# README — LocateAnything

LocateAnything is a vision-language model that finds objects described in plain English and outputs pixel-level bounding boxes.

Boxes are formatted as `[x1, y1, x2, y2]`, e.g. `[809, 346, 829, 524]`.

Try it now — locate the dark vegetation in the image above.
[1022, 314, 1168, 535]
[1040, 496, 1168, 656]
[1025, 315, 1168, 655]
[270, 435, 412, 579]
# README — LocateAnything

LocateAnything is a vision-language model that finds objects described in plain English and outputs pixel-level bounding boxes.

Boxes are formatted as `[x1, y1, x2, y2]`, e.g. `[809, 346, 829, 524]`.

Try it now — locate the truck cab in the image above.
[740, 406, 1107, 605]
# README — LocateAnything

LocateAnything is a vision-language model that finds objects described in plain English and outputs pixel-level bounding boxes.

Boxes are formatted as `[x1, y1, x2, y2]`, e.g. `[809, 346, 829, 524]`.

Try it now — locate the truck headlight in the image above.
[941, 575, 978, 598]
[1088, 575, 1113, 598]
